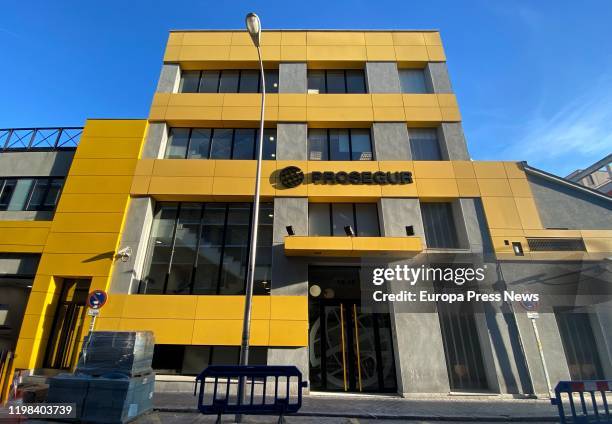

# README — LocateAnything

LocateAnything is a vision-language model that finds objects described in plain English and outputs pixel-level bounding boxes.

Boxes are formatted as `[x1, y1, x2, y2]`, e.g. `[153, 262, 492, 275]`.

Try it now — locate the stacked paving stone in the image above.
[47, 331, 155, 423]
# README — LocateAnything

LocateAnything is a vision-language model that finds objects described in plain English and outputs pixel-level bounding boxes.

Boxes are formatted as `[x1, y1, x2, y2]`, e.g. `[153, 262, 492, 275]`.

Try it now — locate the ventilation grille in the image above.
[527, 238, 586, 252]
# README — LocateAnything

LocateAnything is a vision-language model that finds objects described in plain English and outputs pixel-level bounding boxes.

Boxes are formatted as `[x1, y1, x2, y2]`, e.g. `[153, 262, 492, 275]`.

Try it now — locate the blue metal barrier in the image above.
[551, 380, 612, 423]
[194, 365, 308, 423]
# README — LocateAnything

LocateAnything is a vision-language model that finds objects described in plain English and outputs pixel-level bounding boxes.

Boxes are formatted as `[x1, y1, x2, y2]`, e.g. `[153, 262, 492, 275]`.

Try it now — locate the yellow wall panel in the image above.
[55, 194, 128, 213]
[366, 46, 396, 61]
[307, 107, 374, 122]
[307, 45, 367, 61]
[277, 106, 307, 121]
[73, 140, 142, 159]
[130, 176, 151, 194]
[392, 33, 426, 45]
[583, 237, 612, 253]
[281, 32, 306, 46]
[148, 176, 214, 195]
[307, 32, 365, 45]
[474, 162, 507, 179]
[427, 45, 446, 61]
[440, 107, 461, 121]
[98, 294, 126, 318]
[477, 179, 513, 197]
[416, 179, 459, 198]
[122, 295, 197, 319]
[514, 197, 543, 230]
[167, 32, 184, 46]
[179, 45, 230, 61]
[153, 159, 217, 177]
[307, 94, 372, 108]
[365, 32, 394, 45]
[195, 296, 271, 320]
[402, 94, 439, 107]
[51, 212, 124, 233]
[509, 178, 533, 197]
[380, 184, 418, 197]
[168, 93, 225, 107]
[373, 107, 406, 121]
[62, 176, 134, 194]
[307, 183, 381, 199]
[457, 179, 481, 197]
[182, 32, 232, 45]
[43, 232, 119, 254]
[192, 319, 269, 346]
[452, 161, 475, 179]
[482, 197, 523, 229]
[163, 45, 181, 62]
[119, 319, 194, 344]
[37, 253, 113, 277]
[0, 226, 49, 247]
[270, 296, 307, 321]
[269, 321, 308, 346]
[81, 120, 147, 138]
[504, 162, 527, 179]
[94, 317, 121, 331]
[404, 107, 443, 122]
[394, 46, 429, 62]
[423, 32, 442, 45]
[371, 94, 404, 107]
[413, 161, 455, 179]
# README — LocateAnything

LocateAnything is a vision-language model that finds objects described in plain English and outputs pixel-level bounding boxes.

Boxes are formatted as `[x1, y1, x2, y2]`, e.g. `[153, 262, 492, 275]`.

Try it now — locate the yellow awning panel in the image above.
[284, 236, 423, 257]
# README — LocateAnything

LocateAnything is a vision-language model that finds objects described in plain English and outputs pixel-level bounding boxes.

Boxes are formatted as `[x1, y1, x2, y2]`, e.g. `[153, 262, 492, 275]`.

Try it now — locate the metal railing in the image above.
[0, 127, 83, 151]
[551, 380, 612, 423]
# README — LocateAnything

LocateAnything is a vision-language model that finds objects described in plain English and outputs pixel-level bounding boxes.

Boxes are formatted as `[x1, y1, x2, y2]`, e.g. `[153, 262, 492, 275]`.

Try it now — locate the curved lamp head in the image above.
[245, 12, 261, 47]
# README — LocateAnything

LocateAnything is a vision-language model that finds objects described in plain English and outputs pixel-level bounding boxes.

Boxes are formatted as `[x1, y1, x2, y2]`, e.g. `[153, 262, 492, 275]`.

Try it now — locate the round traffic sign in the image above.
[87, 290, 108, 309]
[519, 295, 539, 312]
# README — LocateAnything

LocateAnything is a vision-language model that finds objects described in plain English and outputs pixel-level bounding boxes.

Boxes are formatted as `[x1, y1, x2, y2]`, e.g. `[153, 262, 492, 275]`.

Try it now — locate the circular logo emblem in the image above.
[279, 166, 304, 188]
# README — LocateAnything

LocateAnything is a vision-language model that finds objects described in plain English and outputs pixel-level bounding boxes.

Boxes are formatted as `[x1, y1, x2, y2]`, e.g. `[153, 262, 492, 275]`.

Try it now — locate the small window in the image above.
[219, 70, 240, 93]
[199, 71, 220, 93]
[179, 71, 200, 93]
[0, 178, 63, 212]
[409, 128, 442, 160]
[210, 129, 233, 159]
[308, 203, 380, 237]
[187, 129, 212, 159]
[307, 70, 367, 94]
[399, 69, 430, 94]
[308, 129, 373, 161]
[166, 128, 190, 159]
[264, 70, 279, 93]
[179, 70, 278, 93]
[0, 179, 16, 211]
[239, 70, 259, 93]
[420, 203, 459, 248]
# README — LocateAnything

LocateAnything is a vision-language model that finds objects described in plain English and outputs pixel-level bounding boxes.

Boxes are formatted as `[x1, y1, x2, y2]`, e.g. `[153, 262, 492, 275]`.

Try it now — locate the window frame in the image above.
[398, 68, 431, 94]
[179, 69, 279, 94]
[307, 70, 367, 94]
[308, 203, 380, 237]
[308, 128, 373, 161]
[0, 177, 64, 212]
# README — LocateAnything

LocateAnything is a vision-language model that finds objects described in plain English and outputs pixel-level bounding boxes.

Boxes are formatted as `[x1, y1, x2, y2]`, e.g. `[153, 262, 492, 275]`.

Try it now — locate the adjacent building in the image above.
[1, 30, 611, 398]
[566, 154, 612, 196]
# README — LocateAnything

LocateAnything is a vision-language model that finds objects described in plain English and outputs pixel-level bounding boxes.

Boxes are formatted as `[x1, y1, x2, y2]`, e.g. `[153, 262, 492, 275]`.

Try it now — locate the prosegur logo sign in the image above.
[278, 166, 413, 188]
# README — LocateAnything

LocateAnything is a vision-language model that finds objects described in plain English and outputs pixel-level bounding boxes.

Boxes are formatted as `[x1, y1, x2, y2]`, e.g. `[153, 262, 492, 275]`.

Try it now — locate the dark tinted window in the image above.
[179, 70, 278, 93]
[346, 70, 366, 93]
[308, 129, 373, 161]
[307, 70, 367, 94]
[0, 178, 63, 212]
[179, 71, 200, 93]
[308, 203, 380, 237]
[199, 71, 220, 93]
[239, 70, 259, 93]
[219, 70, 240, 93]
[399, 69, 430, 93]
[420, 203, 460, 248]
[409, 128, 442, 160]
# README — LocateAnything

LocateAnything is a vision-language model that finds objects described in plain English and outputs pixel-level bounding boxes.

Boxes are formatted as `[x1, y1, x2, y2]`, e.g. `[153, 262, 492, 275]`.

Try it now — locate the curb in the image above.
[153, 407, 559, 422]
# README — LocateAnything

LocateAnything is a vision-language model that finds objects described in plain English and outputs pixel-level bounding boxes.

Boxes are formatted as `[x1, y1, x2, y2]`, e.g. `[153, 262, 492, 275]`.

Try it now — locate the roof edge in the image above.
[168, 29, 440, 33]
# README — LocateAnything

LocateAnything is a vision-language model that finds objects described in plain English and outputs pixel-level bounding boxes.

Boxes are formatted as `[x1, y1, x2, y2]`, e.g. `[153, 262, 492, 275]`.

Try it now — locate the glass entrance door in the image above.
[309, 299, 396, 392]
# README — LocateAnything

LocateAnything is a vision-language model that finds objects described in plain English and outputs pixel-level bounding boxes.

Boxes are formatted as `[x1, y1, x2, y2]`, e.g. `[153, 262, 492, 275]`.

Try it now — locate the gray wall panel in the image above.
[425, 62, 453, 94]
[157, 63, 180, 93]
[365, 62, 401, 93]
[372, 123, 411, 161]
[277, 123, 307, 160]
[279, 63, 307, 93]
[0, 151, 75, 177]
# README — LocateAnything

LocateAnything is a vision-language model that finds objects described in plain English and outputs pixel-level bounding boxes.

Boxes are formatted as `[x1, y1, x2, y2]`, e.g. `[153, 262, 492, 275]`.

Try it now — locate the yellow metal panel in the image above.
[148, 176, 214, 196]
[423, 32, 442, 46]
[473, 162, 507, 179]
[192, 319, 269, 346]
[182, 32, 232, 45]
[134, 159, 155, 175]
[223, 93, 277, 107]
[98, 294, 126, 318]
[373, 107, 406, 121]
[164, 106, 224, 122]
[62, 176, 133, 194]
[440, 107, 461, 121]
[74, 140, 143, 159]
[285, 236, 352, 256]
[163, 45, 181, 62]
[307, 161, 380, 173]
[392, 32, 426, 45]
[366, 46, 396, 61]
[394, 46, 429, 62]
[583, 237, 612, 253]
[167, 93, 225, 107]
[167, 32, 184, 46]
[307, 183, 381, 200]
[122, 295, 197, 319]
[269, 321, 308, 346]
[179, 45, 230, 61]
[452, 161, 476, 179]
[402, 94, 439, 107]
[427, 45, 446, 61]
[307, 107, 374, 122]
[81, 119, 147, 139]
[365, 32, 394, 45]
[37, 253, 112, 277]
[514, 197, 543, 230]
[119, 318, 194, 344]
[477, 179, 513, 197]
[51, 212, 124, 233]
[415, 179, 459, 198]
[231, 31, 281, 46]
[509, 178, 533, 197]
[481, 197, 523, 229]
[149, 106, 167, 121]
[307, 32, 365, 45]
[378, 161, 415, 172]
[278, 94, 307, 107]
[153, 159, 216, 177]
[195, 296, 270, 320]
[351, 237, 423, 255]
[13, 338, 37, 368]
[307, 94, 372, 108]
[43, 233, 119, 254]
[0, 244, 44, 253]
[380, 183, 418, 197]
[0, 226, 49, 247]
[404, 107, 443, 122]
[457, 179, 481, 197]
[221, 106, 279, 121]
[436, 94, 458, 108]
[580, 230, 612, 238]
[504, 162, 527, 179]
[281, 32, 306, 45]
[68, 159, 137, 176]
[214, 160, 277, 177]
[130, 176, 151, 194]
[371, 94, 404, 107]
[18, 314, 52, 340]
[94, 318, 121, 331]
[413, 161, 455, 179]
[270, 296, 307, 321]
[307, 45, 367, 61]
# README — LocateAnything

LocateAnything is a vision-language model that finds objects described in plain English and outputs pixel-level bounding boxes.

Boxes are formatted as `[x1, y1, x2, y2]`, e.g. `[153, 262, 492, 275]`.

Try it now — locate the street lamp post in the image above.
[239, 12, 265, 370]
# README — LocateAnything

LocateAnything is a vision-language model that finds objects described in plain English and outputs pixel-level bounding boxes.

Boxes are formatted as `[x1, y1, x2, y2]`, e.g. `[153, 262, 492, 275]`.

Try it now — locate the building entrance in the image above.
[308, 267, 396, 393]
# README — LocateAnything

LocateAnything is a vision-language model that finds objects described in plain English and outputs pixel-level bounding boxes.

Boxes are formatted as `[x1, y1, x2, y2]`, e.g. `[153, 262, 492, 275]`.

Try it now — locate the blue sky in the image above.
[1, 0, 611, 176]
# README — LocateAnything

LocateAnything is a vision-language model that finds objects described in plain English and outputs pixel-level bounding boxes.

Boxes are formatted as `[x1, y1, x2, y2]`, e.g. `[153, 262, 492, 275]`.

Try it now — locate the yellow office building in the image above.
[1, 30, 611, 397]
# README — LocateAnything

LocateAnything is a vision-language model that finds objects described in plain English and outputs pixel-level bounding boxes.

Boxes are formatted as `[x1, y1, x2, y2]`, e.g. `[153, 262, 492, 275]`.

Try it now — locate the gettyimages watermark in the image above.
[355, 253, 612, 314]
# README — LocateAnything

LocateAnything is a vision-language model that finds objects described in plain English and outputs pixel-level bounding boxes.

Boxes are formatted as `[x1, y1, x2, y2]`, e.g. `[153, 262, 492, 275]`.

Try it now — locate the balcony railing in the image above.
[0, 127, 83, 151]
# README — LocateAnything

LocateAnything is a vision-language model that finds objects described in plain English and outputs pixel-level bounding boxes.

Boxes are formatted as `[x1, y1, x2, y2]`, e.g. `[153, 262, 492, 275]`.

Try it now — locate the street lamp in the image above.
[239, 12, 265, 370]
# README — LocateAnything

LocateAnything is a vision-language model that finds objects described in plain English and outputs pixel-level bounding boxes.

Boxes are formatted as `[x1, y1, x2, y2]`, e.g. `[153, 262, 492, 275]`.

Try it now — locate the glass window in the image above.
[0, 180, 16, 211]
[165, 203, 202, 294]
[308, 203, 331, 236]
[219, 203, 250, 295]
[329, 129, 351, 161]
[346, 70, 366, 93]
[199, 71, 220, 93]
[262, 129, 276, 160]
[239, 70, 259, 93]
[350, 129, 372, 161]
[193, 203, 226, 295]
[209, 129, 233, 159]
[44, 179, 63, 209]
[219, 70, 240, 93]
[26, 179, 50, 211]
[179, 71, 200, 93]
[355, 204, 379, 236]
[232, 129, 256, 159]
[399, 69, 429, 94]
[307, 70, 326, 94]
[264, 70, 279, 93]
[420, 203, 459, 248]
[308, 129, 328, 161]
[166, 128, 190, 159]
[187, 129, 211, 159]
[409, 128, 442, 160]
[8, 179, 33, 211]
[331, 204, 355, 236]
[326, 70, 345, 94]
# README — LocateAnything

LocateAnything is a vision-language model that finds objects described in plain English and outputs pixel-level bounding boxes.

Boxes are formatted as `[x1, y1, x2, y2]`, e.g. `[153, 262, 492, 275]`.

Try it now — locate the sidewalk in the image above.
[153, 392, 559, 422]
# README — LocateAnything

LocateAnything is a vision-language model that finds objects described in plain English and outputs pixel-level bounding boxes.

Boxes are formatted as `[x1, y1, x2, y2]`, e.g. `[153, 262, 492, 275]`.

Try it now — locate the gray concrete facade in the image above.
[425, 62, 453, 94]
[527, 174, 612, 229]
[156, 63, 181, 93]
[279, 63, 307, 93]
[141, 122, 169, 159]
[379, 198, 424, 239]
[276, 123, 308, 160]
[438, 123, 471, 160]
[365, 62, 402, 93]
[372, 123, 411, 161]
[0, 151, 75, 177]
